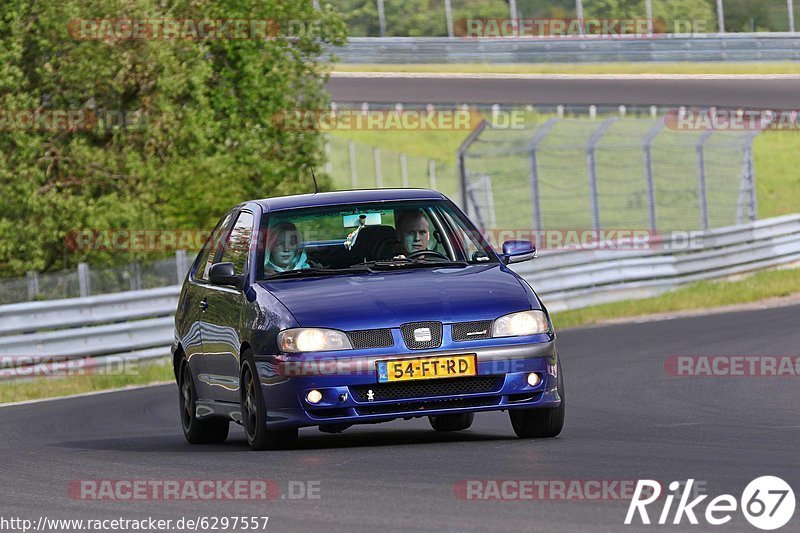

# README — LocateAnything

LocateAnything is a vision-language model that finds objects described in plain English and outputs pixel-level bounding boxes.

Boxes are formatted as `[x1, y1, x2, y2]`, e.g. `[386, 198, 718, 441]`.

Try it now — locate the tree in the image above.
[0, 0, 346, 276]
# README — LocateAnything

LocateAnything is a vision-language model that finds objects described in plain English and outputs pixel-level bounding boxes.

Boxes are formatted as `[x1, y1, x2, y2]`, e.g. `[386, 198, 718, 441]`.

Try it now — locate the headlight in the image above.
[278, 328, 353, 353]
[492, 310, 549, 338]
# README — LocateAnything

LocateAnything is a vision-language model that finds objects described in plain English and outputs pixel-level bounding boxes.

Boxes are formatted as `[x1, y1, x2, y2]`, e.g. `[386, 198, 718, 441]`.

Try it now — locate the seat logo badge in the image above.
[414, 327, 432, 342]
[367, 390, 375, 401]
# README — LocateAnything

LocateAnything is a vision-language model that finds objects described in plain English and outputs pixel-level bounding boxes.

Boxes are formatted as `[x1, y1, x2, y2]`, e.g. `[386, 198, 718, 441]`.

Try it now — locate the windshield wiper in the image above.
[359, 259, 468, 271]
[262, 266, 369, 280]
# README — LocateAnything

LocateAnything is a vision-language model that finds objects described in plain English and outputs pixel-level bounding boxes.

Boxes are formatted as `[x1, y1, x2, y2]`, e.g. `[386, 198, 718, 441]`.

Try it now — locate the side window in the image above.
[219, 211, 255, 275]
[194, 211, 235, 281]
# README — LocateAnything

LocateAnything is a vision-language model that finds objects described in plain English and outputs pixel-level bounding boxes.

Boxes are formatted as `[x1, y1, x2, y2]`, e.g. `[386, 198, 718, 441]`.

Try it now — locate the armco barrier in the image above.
[333, 34, 800, 63]
[0, 214, 799, 378]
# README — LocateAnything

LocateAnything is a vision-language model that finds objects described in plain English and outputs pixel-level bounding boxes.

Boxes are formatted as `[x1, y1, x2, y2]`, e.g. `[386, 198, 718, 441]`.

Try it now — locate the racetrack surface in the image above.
[2, 304, 798, 532]
[327, 74, 800, 108]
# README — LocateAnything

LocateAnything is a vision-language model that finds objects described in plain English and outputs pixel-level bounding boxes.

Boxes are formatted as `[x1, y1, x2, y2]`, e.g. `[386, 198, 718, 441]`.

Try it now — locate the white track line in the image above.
[331, 71, 800, 81]
[0, 381, 173, 409]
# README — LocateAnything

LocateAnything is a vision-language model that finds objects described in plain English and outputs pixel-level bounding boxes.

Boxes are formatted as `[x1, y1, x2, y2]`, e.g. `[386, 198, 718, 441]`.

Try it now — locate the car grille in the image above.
[350, 376, 502, 402]
[355, 396, 499, 416]
[452, 320, 493, 341]
[347, 328, 394, 349]
[400, 321, 442, 350]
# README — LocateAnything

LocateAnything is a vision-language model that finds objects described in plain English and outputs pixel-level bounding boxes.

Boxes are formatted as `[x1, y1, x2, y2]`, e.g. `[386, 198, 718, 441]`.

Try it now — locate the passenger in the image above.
[264, 221, 312, 272]
[395, 209, 431, 256]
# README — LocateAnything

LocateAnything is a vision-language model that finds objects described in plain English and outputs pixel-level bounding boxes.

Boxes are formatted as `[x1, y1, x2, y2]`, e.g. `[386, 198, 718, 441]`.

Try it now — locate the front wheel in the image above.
[241, 355, 298, 451]
[179, 361, 229, 444]
[429, 413, 474, 432]
[509, 360, 565, 438]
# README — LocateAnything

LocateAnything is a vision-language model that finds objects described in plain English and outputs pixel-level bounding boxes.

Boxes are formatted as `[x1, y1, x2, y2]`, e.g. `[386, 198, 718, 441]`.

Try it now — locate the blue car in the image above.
[173, 189, 564, 450]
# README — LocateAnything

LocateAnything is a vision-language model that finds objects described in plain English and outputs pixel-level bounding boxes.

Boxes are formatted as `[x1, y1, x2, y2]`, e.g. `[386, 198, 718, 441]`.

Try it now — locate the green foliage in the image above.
[0, 0, 345, 277]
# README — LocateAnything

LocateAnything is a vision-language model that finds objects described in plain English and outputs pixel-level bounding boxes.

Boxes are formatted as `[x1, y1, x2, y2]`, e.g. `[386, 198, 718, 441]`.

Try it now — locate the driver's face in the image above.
[399, 216, 430, 255]
[270, 230, 300, 268]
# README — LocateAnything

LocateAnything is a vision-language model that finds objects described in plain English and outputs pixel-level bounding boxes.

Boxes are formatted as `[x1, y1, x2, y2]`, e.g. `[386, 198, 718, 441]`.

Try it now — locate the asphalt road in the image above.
[2, 304, 798, 532]
[327, 74, 800, 108]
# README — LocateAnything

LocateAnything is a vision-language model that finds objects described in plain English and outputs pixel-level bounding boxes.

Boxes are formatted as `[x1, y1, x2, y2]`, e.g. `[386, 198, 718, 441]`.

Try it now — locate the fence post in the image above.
[428, 160, 437, 190]
[586, 118, 617, 232]
[78, 262, 91, 297]
[377, 0, 387, 37]
[26, 271, 38, 301]
[400, 153, 409, 187]
[696, 130, 714, 231]
[373, 147, 383, 187]
[745, 133, 758, 221]
[790, 0, 796, 33]
[457, 119, 489, 210]
[324, 142, 333, 175]
[716, 0, 725, 33]
[349, 140, 358, 188]
[527, 118, 560, 232]
[444, 0, 454, 37]
[131, 262, 142, 291]
[176, 249, 189, 283]
[642, 117, 666, 232]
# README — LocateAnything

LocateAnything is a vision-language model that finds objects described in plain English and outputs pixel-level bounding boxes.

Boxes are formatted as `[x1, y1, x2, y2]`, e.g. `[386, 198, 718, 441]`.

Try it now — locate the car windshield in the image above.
[257, 200, 497, 279]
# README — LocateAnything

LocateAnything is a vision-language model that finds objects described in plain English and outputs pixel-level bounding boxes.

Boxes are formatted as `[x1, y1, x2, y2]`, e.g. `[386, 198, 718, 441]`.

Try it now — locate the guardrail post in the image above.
[696, 130, 714, 231]
[527, 118, 560, 232]
[78, 263, 91, 297]
[348, 140, 358, 188]
[586, 118, 618, 232]
[176, 250, 189, 282]
[373, 147, 383, 187]
[400, 153, 409, 187]
[428, 160, 437, 190]
[26, 271, 38, 301]
[642, 118, 666, 232]
[457, 119, 489, 210]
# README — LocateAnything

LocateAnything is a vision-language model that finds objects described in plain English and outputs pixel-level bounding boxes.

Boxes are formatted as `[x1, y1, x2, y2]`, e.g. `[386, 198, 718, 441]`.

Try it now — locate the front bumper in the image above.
[254, 340, 561, 430]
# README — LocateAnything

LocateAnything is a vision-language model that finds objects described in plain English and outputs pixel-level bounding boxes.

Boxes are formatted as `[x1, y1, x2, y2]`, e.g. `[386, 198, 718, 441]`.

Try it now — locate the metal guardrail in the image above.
[333, 34, 800, 63]
[0, 214, 799, 378]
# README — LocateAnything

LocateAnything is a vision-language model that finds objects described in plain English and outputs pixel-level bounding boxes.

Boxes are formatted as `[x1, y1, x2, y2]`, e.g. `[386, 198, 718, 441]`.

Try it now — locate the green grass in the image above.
[0, 359, 173, 405]
[551, 267, 800, 330]
[335, 62, 800, 75]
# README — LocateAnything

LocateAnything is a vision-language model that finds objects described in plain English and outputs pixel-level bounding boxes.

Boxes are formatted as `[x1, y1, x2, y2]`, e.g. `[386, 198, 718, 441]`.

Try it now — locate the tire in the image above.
[509, 360, 565, 439]
[179, 360, 229, 444]
[240, 354, 298, 451]
[428, 412, 474, 432]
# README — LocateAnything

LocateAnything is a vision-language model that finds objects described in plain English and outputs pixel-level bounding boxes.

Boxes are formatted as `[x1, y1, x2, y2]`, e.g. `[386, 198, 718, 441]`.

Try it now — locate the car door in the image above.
[200, 209, 255, 404]
[180, 211, 235, 395]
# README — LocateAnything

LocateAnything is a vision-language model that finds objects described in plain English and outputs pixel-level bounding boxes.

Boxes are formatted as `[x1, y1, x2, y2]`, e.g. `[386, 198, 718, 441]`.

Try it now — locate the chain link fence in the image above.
[0, 251, 191, 305]
[459, 116, 758, 233]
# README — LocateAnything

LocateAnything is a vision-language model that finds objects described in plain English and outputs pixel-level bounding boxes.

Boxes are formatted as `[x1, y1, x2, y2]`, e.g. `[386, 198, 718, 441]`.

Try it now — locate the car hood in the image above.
[258, 264, 536, 330]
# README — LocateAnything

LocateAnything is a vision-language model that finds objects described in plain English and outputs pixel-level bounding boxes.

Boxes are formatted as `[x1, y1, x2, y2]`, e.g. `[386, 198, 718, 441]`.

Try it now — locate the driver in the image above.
[264, 221, 313, 273]
[394, 209, 431, 256]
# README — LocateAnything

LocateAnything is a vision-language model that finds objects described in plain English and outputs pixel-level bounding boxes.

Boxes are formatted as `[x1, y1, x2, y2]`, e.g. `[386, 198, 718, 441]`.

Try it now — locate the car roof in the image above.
[251, 189, 448, 212]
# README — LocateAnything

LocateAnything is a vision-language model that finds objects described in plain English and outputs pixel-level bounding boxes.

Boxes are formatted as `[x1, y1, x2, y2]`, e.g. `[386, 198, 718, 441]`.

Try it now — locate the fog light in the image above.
[527, 373, 541, 387]
[306, 390, 323, 404]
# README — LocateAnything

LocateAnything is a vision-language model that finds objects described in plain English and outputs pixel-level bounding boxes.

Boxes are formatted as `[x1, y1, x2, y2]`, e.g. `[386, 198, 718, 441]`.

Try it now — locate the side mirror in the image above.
[209, 262, 245, 290]
[501, 240, 536, 265]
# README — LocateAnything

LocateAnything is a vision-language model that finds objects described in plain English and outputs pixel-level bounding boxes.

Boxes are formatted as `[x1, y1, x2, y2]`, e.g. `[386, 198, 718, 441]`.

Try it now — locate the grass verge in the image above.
[0, 359, 173, 405]
[551, 267, 800, 330]
[335, 62, 800, 75]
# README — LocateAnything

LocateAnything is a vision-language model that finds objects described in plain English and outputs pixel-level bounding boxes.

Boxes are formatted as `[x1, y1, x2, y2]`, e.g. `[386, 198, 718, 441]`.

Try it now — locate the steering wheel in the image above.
[407, 249, 450, 261]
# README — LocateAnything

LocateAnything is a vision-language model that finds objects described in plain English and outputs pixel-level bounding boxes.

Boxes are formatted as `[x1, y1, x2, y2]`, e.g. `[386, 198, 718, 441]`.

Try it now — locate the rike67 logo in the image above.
[625, 477, 796, 530]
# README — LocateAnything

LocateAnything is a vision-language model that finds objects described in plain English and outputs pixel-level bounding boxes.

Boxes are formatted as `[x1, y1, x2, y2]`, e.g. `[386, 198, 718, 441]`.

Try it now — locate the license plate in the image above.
[376, 354, 477, 383]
